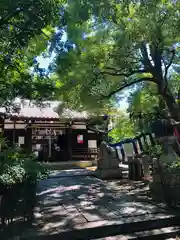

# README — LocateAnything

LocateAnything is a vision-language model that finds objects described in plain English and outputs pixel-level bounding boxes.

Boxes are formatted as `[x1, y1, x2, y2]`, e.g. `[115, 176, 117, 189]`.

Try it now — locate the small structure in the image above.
[110, 134, 154, 181]
[95, 141, 122, 179]
[0, 103, 101, 162]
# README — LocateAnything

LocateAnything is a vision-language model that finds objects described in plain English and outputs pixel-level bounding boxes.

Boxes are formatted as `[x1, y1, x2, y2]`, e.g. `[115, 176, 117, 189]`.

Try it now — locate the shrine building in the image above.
[0, 104, 101, 161]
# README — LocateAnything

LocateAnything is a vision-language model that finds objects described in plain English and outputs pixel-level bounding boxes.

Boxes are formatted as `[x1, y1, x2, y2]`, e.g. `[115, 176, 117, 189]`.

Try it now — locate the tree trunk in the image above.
[160, 88, 180, 121]
[159, 87, 180, 156]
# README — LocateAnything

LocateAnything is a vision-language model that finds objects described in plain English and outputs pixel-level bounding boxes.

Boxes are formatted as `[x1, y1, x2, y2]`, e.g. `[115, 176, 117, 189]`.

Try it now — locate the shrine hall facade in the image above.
[0, 105, 101, 161]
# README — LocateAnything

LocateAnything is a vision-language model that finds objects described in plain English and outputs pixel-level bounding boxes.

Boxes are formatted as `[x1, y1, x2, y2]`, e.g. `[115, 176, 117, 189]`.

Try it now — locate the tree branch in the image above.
[164, 49, 175, 80]
[103, 77, 155, 98]
[101, 69, 148, 77]
[105, 66, 126, 72]
[10, 22, 50, 40]
[162, 56, 166, 69]
[0, 9, 22, 27]
[140, 43, 153, 70]
[0, 2, 32, 28]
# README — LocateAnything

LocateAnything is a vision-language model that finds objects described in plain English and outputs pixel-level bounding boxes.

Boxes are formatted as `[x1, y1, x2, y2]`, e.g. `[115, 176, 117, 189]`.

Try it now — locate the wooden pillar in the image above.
[0, 116, 4, 150]
[25, 126, 32, 153]
[68, 124, 72, 161]
[48, 136, 52, 158]
[13, 120, 16, 145]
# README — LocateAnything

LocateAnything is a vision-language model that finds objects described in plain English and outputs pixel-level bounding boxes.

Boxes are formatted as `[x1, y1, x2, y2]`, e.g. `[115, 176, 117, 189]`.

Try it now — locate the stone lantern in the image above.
[150, 118, 180, 206]
[151, 118, 178, 166]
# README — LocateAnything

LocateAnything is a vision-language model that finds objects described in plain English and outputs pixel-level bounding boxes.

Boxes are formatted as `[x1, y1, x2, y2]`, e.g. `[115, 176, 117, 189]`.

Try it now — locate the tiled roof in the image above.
[0, 103, 89, 120]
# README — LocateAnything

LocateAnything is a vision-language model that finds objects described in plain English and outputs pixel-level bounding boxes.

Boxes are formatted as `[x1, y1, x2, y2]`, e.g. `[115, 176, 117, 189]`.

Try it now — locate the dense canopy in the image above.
[0, 0, 60, 109]
[51, 0, 180, 120]
[0, 0, 180, 137]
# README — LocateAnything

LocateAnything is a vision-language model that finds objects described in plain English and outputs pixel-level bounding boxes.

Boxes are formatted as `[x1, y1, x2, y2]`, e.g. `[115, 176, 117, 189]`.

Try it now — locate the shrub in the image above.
[164, 160, 180, 173]
[0, 146, 49, 188]
[144, 144, 163, 159]
[23, 160, 49, 183]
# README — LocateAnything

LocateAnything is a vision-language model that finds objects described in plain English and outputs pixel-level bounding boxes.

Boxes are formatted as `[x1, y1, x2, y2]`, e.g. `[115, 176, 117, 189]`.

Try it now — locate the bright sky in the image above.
[118, 94, 129, 111]
[37, 53, 55, 69]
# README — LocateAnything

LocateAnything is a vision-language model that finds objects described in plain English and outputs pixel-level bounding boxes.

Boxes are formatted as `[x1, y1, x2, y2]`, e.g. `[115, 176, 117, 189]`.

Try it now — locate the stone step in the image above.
[94, 226, 180, 239]
[21, 214, 180, 240]
[121, 226, 180, 240]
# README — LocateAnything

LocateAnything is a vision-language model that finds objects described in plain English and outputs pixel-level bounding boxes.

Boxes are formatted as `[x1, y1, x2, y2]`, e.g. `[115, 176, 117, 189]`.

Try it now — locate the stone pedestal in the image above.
[158, 136, 178, 166]
[150, 136, 180, 203]
[95, 141, 122, 180]
[128, 157, 143, 181]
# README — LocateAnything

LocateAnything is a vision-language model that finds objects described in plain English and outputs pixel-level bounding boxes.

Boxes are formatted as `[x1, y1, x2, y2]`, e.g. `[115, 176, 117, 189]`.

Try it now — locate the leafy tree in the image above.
[127, 84, 160, 132]
[53, 0, 180, 121]
[109, 112, 137, 143]
[0, 0, 60, 107]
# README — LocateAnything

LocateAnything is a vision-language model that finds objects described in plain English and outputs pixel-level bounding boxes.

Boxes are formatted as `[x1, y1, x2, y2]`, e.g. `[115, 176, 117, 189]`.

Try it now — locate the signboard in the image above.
[18, 136, 25, 145]
[88, 140, 97, 148]
[77, 134, 83, 144]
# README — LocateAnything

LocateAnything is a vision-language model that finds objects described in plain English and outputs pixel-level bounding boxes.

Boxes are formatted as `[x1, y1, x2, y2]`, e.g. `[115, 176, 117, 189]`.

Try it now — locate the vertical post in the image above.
[132, 140, 138, 155]
[47, 128, 52, 159]
[138, 137, 143, 152]
[48, 136, 52, 158]
[103, 115, 109, 142]
[26, 123, 32, 153]
[13, 119, 16, 145]
[68, 123, 72, 161]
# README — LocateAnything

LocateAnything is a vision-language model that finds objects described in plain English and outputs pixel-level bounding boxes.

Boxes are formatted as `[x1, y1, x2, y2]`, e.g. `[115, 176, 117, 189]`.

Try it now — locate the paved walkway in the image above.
[49, 169, 95, 178]
[23, 170, 175, 239]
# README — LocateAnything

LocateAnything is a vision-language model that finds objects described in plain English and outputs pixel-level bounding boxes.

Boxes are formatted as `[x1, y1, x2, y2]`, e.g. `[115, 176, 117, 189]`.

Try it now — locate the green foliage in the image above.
[167, 160, 180, 172]
[127, 85, 164, 132]
[0, 146, 49, 187]
[109, 112, 137, 142]
[23, 160, 49, 183]
[52, 0, 180, 120]
[145, 144, 163, 159]
[0, 0, 61, 107]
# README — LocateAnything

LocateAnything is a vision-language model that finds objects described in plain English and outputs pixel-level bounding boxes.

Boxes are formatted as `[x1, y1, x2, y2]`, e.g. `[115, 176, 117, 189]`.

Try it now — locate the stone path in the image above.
[49, 169, 95, 178]
[23, 169, 175, 239]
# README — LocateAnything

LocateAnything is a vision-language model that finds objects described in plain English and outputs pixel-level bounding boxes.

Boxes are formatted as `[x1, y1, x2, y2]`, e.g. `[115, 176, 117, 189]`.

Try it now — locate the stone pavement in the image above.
[23, 168, 175, 239]
[48, 168, 95, 178]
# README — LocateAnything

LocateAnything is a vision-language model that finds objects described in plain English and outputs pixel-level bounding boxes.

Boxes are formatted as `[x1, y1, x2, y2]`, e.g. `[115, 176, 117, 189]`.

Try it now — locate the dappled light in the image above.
[1, 0, 180, 239]
[30, 175, 172, 238]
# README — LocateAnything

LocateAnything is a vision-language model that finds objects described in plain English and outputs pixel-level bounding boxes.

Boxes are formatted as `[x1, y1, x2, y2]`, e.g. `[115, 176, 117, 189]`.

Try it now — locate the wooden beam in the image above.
[27, 125, 70, 129]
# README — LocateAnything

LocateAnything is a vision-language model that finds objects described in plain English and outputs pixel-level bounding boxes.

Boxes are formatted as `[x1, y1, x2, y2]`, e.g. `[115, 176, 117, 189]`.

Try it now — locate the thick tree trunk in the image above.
[159, 87, 180, 156]
[160, 88, 180, 121]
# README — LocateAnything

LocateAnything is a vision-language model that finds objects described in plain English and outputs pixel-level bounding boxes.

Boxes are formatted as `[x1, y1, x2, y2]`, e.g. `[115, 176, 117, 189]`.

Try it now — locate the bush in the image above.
[164, 160, 180, 173]
[0, 146, 49, 188]
[144, 144, 163, 158]
[23, 160, 50, 183]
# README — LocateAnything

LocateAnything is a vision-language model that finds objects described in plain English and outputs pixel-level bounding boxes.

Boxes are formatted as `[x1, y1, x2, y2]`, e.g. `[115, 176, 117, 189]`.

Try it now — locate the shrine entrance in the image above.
[31, 124, 70, 162]
[1, 113, 100, 162]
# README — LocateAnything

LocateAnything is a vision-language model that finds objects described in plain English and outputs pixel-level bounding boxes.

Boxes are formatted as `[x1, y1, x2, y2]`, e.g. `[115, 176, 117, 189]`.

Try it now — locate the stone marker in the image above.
[158, 135, 178, 166]
[128, 156, 143, 180]
[95, 141, 122, 179]
[150, 135, 180, 204]
[141, 154, 151, 180]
